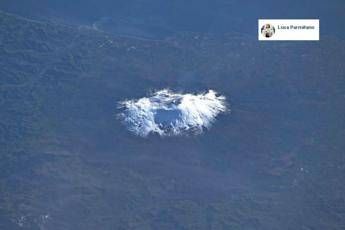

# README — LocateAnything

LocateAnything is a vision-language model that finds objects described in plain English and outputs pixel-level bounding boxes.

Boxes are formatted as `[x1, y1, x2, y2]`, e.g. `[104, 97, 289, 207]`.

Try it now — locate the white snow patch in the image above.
[118, 89, 228, 137]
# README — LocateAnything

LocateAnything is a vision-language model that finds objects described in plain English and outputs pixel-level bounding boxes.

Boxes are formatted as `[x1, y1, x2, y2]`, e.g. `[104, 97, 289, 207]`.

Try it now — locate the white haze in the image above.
[118, 89, 228, 137]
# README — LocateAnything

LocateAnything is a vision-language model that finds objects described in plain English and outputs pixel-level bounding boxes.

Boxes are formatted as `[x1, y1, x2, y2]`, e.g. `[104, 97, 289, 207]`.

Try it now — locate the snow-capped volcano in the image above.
[118, 89, 228, 137]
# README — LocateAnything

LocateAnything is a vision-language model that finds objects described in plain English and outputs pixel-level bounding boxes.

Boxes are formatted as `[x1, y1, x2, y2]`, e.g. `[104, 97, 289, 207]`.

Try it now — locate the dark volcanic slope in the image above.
[1, 11, 345, 230]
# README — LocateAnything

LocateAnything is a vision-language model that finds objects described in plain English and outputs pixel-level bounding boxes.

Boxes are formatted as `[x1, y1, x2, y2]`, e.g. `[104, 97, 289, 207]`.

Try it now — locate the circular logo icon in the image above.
[261, 24, 275, 38]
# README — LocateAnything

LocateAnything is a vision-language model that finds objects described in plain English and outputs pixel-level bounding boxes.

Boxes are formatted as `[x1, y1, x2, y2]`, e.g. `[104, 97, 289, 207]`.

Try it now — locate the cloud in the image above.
[118, 89, 228, 137]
